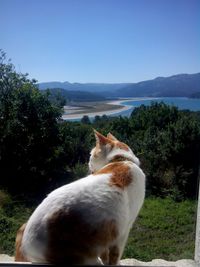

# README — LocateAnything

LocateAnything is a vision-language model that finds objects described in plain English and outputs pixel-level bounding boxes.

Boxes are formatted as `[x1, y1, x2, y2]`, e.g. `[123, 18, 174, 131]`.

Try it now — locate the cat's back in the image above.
[24, 160, 144, 233]
[22, 172, 115, 234]
[21, 172, 123, 262]
[21, 161, 144, 263]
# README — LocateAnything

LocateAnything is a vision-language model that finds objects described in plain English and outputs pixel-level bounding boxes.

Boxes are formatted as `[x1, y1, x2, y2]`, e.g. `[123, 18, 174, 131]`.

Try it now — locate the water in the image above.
[63, 97, 200, 121]
[116, 97, 200, 117]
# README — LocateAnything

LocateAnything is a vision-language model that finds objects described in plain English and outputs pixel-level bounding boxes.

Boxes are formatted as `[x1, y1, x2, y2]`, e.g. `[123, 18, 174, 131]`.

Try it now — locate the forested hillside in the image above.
[43, 88, 106, 103]
[115, 73, 200, 97]
[38, 73, 200, 98]
[0, 51, 200, 259]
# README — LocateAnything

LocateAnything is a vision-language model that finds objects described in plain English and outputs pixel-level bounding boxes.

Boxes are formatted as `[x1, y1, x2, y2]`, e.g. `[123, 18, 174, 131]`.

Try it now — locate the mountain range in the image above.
[38, 81, 129, 92]
[38, 73, 200, 99]
[45, 88, 105, 102]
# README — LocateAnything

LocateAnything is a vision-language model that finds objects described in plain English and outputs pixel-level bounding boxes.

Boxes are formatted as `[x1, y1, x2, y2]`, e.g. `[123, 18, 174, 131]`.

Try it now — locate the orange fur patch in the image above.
[115, 141, 129, 151]
[15, 223, 28, 262]
[46, 209, 118, 264]
[94, 162, 132, 189]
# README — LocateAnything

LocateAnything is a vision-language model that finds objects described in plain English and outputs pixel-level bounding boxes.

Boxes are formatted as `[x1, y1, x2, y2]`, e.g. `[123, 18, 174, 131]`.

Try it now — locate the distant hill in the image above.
[44, 88, 105, 102]
[189, 92, 200, 98]
[38, 82, 130, 92]
[38, 73, 200, 98]
[114, 73, 200, 97]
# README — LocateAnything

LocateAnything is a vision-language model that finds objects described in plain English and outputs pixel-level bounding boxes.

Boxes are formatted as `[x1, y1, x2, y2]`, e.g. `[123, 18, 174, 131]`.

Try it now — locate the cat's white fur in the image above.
[17, 131, 145, 265]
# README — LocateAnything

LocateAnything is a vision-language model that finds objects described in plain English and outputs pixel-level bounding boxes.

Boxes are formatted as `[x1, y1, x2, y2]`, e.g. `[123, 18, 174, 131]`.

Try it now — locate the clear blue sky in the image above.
[1, 0, 200, 83]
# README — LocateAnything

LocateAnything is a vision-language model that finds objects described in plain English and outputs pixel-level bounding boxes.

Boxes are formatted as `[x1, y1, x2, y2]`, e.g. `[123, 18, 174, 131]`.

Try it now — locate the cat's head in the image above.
[89, 130, 140, 173]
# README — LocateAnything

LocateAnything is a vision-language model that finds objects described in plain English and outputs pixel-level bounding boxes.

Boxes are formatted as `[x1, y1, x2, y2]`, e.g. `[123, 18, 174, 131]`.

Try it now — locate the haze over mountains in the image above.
[38, 73, 200, 100]
[38, 82, 129, 93]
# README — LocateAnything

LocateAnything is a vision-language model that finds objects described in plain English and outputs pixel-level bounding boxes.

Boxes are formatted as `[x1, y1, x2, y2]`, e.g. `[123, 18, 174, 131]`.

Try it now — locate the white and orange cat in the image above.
[15, 130, 145, 265]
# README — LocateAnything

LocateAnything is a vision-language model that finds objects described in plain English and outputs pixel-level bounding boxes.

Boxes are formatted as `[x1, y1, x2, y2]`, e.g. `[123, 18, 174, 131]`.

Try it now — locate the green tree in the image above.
[0, 51, 64, 198]
[58, 122, 93, 167]
[90, 102, 200, 199]
[81, 115, 91, 124]
[129, 103, 200, 199]
[45, 88, 67, 108]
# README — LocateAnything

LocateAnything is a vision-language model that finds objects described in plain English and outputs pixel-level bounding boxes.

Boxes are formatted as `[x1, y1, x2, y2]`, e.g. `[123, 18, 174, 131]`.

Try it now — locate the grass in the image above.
[0, 191, 33, 255]
[0, 191, 197, 261]
[123, 197, 197, 261]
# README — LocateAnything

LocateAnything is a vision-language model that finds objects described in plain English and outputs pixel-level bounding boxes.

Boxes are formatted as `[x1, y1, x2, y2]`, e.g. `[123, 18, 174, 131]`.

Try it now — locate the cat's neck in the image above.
[107, 149, 140, 166]
[108, 155, 135, 164]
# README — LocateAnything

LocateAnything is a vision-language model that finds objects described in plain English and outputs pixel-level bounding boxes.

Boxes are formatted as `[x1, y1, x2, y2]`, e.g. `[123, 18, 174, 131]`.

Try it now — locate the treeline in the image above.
[0, 50, 200, 203]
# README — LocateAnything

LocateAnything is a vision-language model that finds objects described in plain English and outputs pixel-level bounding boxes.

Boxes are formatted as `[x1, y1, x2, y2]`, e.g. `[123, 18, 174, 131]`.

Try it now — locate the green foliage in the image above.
[123, 198, 197, 261]
[129, 103, 200, 199]
[91, 103, 200, 200]
[0, 51, 65, 197]
[58, 122, 93, 167]
[71, 163, 89, 180]
[0, 191, 33, 255]
[81, 115, 91, 124]
[0, 190, 12, 208]
[43, 88, 105, 102]
[45, 88, 67, 108]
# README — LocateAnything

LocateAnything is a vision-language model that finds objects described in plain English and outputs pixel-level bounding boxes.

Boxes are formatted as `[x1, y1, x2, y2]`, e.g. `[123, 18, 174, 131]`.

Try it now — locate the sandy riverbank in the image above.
[62, 98, 155, 120]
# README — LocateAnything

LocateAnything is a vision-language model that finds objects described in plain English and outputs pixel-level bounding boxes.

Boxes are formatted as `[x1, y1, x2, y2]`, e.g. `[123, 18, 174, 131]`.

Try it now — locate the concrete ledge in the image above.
[0, 255, 198, 267]
[0, 255, 14, 262]
[121, 258, 197, 267]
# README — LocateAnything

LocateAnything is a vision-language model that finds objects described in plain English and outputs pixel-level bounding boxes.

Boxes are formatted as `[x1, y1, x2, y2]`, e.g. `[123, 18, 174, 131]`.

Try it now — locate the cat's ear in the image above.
[94, 129, 112, 146]
[107, 133, 118, 141]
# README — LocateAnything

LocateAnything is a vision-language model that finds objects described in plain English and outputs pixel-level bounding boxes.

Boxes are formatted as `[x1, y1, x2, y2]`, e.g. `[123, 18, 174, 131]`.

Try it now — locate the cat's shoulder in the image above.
[93, 161, 138, 189]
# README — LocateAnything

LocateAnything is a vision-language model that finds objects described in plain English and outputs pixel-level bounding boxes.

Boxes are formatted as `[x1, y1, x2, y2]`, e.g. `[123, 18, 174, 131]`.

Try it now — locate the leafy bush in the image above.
[0, 190, 12, 208]
[91, 103, 200, 200]
[0, 193, 33, 255]
[71, 163, 89, 180]
[0, 51, 65, 197]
